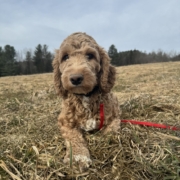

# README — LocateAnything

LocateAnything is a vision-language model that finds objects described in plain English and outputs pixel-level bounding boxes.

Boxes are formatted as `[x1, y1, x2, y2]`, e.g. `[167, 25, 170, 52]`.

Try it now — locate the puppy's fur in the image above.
[53, 32, 120, 171]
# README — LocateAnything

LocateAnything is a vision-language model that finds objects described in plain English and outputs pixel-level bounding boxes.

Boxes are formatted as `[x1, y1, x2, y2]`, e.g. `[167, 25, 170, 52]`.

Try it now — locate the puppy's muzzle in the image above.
[70, 74, 84, 85]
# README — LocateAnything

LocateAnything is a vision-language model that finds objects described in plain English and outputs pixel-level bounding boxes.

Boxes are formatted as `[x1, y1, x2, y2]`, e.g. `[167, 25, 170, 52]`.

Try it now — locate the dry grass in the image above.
[0, 62, 180, 180]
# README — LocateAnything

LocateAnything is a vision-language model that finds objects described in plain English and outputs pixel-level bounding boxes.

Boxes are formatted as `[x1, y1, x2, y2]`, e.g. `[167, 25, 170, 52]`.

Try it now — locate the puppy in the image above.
[52, 32, 120, 171]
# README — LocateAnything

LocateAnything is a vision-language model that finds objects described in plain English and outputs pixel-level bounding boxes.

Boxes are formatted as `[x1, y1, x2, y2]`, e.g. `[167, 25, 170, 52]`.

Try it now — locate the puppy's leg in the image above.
[103, 118, 120, 134]
[60, 125, 92, 172]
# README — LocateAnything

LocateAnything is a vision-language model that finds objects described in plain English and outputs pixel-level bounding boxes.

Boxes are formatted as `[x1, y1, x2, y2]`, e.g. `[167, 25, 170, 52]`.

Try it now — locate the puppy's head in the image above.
[52, 32, 116, 98]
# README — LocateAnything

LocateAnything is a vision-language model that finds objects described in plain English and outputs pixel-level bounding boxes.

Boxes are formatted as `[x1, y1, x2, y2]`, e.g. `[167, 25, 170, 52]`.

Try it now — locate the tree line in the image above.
[0, 44, 53, 77]
[0, 44, 180, 77]
[108, 45, 180, 66]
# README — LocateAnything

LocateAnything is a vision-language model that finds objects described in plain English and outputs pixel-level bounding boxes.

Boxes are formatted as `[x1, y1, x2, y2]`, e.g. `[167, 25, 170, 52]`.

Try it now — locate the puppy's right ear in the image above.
[52, 49, 67, 98]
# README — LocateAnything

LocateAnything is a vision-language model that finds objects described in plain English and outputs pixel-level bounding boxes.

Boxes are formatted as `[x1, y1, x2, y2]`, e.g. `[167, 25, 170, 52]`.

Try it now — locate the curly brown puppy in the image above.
[53, 32, 121, 171]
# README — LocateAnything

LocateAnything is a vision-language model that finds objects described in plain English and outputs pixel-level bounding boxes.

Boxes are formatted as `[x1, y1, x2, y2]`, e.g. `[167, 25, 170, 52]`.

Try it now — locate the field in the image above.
[0, 61, 180, 180]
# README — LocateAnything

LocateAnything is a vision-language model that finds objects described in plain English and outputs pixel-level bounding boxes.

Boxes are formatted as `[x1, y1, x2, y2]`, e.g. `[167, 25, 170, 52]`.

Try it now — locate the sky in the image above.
[0, 0, 180, 54]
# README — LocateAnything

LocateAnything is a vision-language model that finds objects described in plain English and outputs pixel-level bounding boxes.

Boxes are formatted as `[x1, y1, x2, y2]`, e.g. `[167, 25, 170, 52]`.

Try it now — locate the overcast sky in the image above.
[0, 0, 180, 54]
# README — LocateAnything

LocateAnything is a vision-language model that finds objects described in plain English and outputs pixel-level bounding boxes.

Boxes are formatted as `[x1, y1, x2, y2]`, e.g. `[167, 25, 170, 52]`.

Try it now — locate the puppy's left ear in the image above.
[52, 49, 67, 98]
[98, 47, 116, 93]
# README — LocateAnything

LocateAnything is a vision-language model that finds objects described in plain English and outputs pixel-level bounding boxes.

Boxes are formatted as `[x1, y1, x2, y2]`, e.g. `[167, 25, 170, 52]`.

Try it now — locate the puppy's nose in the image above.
[70, 74, 84, 85]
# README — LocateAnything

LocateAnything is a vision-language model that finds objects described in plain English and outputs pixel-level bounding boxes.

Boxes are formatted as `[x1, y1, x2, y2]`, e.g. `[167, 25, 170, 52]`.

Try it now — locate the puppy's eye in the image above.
[62, 55, 69, 61]
[86, 53, 94, 60]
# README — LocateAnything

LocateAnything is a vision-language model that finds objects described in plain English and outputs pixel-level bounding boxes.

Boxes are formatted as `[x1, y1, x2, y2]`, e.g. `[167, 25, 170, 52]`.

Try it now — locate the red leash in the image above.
[99, 104, 179, 131]
[99, 103, 104, 129]
[121, 119, 180, 131]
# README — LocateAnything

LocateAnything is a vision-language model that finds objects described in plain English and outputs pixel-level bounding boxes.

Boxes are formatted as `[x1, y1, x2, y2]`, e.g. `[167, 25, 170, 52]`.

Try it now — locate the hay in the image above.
[0, 62, 180, 179]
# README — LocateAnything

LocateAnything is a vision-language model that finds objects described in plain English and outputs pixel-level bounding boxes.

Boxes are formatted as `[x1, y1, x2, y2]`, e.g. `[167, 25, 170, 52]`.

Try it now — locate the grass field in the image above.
[0, 61, 180, 180]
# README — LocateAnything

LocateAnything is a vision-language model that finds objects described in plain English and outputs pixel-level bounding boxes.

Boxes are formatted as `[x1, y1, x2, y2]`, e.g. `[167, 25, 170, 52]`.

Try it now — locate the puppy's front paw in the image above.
[74, 155, 92, 172]
[63, 155, 92, 172]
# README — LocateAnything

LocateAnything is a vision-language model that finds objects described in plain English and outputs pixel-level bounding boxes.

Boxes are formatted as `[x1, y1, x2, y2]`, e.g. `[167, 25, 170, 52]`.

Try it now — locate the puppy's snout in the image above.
[70, 74, 84, 85]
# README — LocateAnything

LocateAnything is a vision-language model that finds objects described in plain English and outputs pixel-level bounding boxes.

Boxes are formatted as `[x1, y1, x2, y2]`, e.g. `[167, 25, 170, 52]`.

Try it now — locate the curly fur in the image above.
[52, 32, 121, 171]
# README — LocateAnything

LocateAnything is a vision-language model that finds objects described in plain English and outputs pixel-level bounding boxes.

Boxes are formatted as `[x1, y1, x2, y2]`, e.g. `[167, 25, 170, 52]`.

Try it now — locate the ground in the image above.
[0, 61, 180, 180]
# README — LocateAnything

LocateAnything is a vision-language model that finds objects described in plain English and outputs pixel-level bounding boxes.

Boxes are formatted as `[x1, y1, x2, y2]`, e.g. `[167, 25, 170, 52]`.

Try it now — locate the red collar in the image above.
[99, 103, 104, 129]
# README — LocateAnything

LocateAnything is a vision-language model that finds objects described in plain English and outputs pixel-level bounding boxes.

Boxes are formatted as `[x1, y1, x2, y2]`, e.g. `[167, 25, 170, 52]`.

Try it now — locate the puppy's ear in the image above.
[52, 50, 67, 98]
[98, 47, 116, 93]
